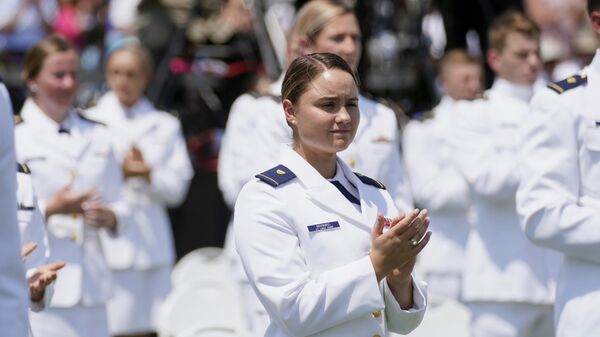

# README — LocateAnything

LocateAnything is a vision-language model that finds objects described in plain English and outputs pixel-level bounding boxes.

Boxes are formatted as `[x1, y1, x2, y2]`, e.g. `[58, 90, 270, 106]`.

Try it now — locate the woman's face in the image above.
[29, 50, 79, 118]
[285, 69, 359, 157]
[106, 50, 148, 107]
[305, 13, 362, 69]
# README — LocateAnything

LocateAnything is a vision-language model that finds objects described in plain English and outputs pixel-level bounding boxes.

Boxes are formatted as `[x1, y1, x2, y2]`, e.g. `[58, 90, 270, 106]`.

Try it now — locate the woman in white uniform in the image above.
[14, 35, 126, 337]
[86, 43, 193, 337]
[234, 52, 430, 337]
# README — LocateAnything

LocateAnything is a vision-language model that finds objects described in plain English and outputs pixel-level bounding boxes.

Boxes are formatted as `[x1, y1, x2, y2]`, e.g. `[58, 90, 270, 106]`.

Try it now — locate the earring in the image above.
[30, 84, 38, 93]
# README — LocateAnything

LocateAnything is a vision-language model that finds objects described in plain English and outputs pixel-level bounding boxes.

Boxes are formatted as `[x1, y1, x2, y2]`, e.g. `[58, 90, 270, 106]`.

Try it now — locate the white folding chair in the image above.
[176, 324, 252, 337]
[171, 247, 229, 287]
[157, 279, 249, 337]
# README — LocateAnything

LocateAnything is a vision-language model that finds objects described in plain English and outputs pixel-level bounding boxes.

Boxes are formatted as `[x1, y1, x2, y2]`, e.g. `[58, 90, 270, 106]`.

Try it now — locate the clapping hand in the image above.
[122, 145, 151, 182]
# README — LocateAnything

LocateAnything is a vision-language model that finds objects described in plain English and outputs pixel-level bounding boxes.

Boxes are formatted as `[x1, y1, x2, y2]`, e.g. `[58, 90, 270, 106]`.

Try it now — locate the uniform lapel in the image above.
[69, 114, 93, 161]
[280, 146, 369, 228]
[342, 162, 379, 230]
[583, 64, 600, 122]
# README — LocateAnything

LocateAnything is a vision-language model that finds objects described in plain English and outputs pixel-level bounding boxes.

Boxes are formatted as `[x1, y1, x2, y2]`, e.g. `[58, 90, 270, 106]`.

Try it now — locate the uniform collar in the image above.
[95, 91, 154, 121]
[21, 98, 76, 134]
[489, 78, 534, 103]
[587, 49, 600, 77]
[278, 144, 380, 229]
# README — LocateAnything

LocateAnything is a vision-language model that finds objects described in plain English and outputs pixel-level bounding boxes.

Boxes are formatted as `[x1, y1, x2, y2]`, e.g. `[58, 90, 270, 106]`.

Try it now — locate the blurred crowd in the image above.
[2, 0, 600, 336]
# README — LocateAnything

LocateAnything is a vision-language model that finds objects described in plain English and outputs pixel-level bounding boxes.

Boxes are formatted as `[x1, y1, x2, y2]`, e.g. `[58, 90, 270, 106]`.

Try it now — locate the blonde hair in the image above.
[23, 34, 76, 82]
[289, 0, 354, 57]
[488, 10, 540, 52]
[438, 49, 481, 77]
[107, 43, 155, 78]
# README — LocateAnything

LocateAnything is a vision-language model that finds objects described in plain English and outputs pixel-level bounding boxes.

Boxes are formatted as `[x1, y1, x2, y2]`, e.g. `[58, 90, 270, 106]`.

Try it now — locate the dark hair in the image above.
[282, 52, 359, 105]
[23, 34, 76, 82]
[488, 10, 540, 52]
[589, 0, 600, 15]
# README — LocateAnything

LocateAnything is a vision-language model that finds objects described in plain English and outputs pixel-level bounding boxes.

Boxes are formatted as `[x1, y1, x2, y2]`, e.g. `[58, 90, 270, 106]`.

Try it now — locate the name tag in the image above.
[307, 221, 340, 233]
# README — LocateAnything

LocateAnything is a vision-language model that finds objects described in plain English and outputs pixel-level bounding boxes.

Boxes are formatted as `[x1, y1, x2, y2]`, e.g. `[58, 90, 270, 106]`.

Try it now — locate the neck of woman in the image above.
[34, 98, 69, 124]
[293, 144, 337, 179]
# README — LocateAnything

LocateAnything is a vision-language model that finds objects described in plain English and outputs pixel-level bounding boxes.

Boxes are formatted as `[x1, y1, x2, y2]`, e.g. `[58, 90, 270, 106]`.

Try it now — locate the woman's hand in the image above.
[44, 181, 97, 220]
[369, 209, 431, 283]
[28, 262, 65, 302]
[122, 146, 151, 182]
[21, 242, 38, 262]
[82, 201, 117, 231]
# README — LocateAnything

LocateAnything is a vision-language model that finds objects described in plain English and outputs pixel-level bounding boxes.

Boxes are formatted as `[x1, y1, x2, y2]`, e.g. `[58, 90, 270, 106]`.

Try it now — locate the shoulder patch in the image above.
[547, 74, 587, 94]
[16, 162, 30, 174]
[255, 165, 296, 187]
[14, 114, 22, 125]
[354, 172, 386, 189]
[76, 111, 106, 126]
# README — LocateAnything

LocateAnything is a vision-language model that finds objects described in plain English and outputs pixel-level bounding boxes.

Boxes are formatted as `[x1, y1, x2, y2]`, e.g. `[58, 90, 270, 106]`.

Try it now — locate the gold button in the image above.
[373, 335, 381, 337]
[70, 233, 77, 242]
[372, 310, 382, 318]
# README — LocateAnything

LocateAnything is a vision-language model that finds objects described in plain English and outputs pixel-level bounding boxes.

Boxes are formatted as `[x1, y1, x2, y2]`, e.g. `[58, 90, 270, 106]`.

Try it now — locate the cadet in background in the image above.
[517, 0, 600, 335]
[449, 11, 558, 337]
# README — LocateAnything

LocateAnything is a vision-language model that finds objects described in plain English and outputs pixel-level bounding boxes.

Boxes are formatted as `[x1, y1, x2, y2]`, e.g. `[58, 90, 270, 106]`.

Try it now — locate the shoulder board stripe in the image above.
[76, 111, 106, 126]
[354, 172, 386, 189]
[255, 164, 296, 187]
[16, 162, 30, 174]
[547, 74, 587, 94]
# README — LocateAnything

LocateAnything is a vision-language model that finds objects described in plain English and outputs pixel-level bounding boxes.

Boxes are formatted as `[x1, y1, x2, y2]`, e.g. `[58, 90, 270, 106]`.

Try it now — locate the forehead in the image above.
[302, 69, 357, 96]
[108, 50, 142, 66]
[502, 32, 539, 51]
[445, 62, 481, 76]
[41, 50, 78, 69]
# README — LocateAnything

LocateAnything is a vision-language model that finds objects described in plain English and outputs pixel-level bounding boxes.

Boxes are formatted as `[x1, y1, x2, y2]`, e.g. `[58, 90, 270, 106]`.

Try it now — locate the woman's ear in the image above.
[26, 79, 38, 94]
[298, 35, 313, 55]
[283, 99, 297, 126]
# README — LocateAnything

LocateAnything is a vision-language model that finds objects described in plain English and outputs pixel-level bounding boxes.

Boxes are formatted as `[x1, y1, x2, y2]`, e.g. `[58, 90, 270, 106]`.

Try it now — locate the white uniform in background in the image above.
[517, 50, 600, 337]
[16, 163, 53, 312]
[86, 92, 193, 334]
[0, 82, 29, 337]
[15, 98, 127, 337]
[450, 79, 558, 337]
[403, 96, 472, 301]
[234, 145, 427, 337]
[219, 79, 289, 336]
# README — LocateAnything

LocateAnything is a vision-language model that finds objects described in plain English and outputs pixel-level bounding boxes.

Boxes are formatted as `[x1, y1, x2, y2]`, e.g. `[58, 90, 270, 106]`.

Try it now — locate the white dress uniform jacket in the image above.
[0, 83, 29, 337]
[403, 96, 471, 290]
[17, 164, 53, 312]
[451, 79, 558, 303]
[517, 50, 600, 337]
[234, 145, 427, 337]
[14, 98, 126, 309]
[86, 92, 193, 270]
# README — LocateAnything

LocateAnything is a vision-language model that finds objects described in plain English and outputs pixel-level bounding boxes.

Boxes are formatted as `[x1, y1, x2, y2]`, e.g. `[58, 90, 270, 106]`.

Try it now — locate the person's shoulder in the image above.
[546, 73, 588, 96]
[532, 72, 588, 111]
[354, 172, 386, 190]
[16, 162, 31, 175]
[254, 164, 297, 188]
[76, 110, 107, 127]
